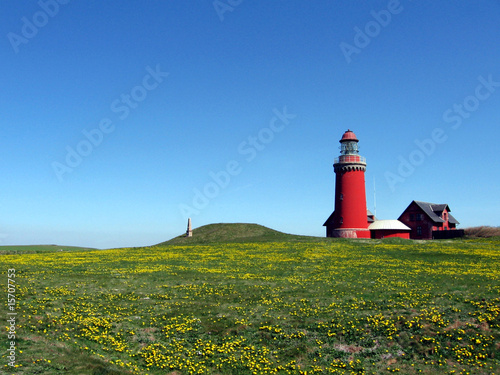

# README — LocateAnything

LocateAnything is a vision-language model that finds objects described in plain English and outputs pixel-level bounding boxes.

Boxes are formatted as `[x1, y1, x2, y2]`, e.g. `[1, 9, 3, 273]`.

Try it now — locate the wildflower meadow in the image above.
[1, 228, 499, 374]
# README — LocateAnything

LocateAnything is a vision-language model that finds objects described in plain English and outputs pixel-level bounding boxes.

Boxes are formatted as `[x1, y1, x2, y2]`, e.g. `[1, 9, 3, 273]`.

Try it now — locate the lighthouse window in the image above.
[340, 193, 343, 201]
[340, 217, 343, 224]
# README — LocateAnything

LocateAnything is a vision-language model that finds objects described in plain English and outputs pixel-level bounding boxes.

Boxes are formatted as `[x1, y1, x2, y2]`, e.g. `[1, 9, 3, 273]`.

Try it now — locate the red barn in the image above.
[398, 200, 463, 240]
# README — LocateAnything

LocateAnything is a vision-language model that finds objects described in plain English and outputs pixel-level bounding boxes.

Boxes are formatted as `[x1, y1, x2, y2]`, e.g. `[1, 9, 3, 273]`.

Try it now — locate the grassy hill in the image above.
[0, 244, 97, 254]
[3, 224, 493, 253]
[158, 223, 319, 245]
[160, 222, 500, 247]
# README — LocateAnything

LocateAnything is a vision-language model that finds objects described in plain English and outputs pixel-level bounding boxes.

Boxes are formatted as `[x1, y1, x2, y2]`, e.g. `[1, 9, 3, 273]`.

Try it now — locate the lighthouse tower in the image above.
[323, 129, 370, 238]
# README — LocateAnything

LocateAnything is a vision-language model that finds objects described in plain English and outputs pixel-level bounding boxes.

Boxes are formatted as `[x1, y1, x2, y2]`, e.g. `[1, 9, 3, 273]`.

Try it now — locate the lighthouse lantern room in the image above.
[323, 129, 371, 238]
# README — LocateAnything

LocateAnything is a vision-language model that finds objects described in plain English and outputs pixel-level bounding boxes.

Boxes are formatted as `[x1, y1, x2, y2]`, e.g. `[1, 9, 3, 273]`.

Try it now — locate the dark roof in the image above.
[323, 211, 335, 226]
[367, 209, 376, 223]
[401, 200, 460, 225]
[430, 203, 459, 224]
[324, 210, 377, 226]
[430, 204, 448, 213]
[448, 213, 460, 224]
[413, 201, 445, 223]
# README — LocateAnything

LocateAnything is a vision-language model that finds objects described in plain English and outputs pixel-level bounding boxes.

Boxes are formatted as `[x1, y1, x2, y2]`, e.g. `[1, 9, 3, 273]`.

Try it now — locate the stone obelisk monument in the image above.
[186, 218, 192, 237]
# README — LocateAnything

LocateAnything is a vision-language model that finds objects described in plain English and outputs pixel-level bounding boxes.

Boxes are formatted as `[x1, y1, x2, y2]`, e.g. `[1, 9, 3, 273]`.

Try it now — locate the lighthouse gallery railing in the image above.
[334, 155, 366, 164]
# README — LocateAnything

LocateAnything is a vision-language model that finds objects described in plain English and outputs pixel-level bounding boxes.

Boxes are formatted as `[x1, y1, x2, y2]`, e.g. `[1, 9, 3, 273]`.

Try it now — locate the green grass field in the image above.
[0, 245, 97, 255]
[1, 224, 499, 374]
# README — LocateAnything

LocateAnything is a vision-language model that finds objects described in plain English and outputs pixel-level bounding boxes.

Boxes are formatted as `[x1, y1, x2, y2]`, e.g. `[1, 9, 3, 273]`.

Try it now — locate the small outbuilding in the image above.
[368, 220, 411, 239]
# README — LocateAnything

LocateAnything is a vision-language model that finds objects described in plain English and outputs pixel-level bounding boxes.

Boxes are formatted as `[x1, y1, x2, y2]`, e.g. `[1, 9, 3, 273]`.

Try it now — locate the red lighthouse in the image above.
[324, 129, 370, 238]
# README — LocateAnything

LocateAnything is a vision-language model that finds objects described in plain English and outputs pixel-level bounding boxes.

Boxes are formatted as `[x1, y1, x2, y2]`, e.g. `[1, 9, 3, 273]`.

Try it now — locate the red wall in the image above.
[398, 202, 456, 240]
[333, 169, 368, 230]
[371, 230, 410, 239]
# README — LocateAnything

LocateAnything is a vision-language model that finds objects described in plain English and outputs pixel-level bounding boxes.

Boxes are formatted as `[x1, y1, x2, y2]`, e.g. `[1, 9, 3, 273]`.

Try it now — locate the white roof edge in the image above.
[368, 219, 411, 231]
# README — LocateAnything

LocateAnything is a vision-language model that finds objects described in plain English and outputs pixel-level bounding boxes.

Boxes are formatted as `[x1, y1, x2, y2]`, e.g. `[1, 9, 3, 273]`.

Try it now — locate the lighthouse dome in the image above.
[340, 129, 359, 142]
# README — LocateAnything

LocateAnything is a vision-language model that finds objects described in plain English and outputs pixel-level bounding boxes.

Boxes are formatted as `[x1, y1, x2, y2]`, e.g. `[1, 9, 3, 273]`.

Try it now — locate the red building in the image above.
[324, 130, 370, 238]
[368, 220, 411, 239]
[398, 200, 462, 239]
[323, 132, 463, 240]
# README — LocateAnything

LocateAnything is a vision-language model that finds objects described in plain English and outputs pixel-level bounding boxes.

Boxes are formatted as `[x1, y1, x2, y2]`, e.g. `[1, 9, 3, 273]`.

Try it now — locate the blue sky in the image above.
[1, 1, 499, 248]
